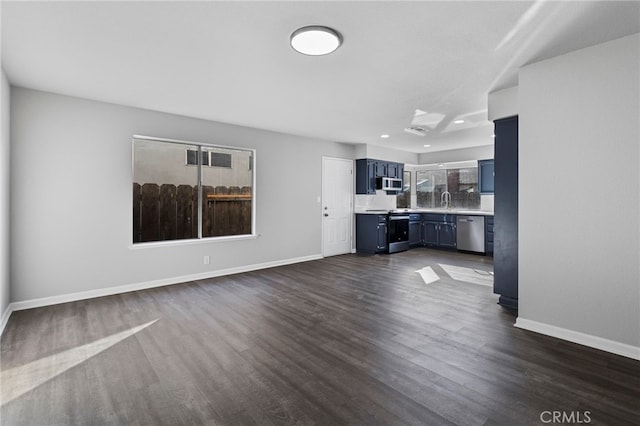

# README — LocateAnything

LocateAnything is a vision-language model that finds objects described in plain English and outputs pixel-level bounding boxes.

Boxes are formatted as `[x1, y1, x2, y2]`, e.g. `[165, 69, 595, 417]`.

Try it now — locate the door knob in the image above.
[324, 213, 329, 217]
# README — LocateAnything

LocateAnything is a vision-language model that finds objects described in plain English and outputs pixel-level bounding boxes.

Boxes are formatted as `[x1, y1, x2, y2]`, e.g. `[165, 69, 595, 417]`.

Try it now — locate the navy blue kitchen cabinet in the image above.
[493, 116, 518, 310]
[356, 214, 387, 254]
[387, 162, 403, 179]
[438, 222, 457, 248]
[408, 214, 423, 247]
[423, 221, 438, 245]
[355, 159, 377, 194]
[478, 159, 495, 194]
[374, 161, 387, 178]
[485, 216, 494, 255]
[422, 214, 457, 249]
[355, 158, 404, 194]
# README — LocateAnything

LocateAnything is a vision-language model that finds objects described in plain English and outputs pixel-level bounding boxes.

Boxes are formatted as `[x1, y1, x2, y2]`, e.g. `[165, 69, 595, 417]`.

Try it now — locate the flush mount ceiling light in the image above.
[290, 26, 342, 56]
[380, 134, 390, 139]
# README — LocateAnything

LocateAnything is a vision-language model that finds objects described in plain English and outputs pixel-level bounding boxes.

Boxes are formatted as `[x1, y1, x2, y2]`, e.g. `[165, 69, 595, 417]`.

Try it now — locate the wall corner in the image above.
[488, 86, 519, 121]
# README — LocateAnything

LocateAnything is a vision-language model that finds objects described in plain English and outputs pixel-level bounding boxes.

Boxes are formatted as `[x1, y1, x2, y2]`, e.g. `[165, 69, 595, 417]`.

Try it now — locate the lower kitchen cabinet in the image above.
[362, 212, 494, 255]
[422, 221, 438, 245]
[438, 222, 457, 248]
[356, 214, 387, 254]
[408, 214, 422, 247]
[422, 214, 457, 249]
[485, 216, 494, 255]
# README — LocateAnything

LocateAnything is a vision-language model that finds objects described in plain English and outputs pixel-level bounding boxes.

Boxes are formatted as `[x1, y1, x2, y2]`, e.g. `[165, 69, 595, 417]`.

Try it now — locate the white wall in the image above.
[418, 144, 493, 165]
[488, 86, 518, 121]
[356, 143, 419, 165]
[518, 34, 640, 355]
[0, 70, 10, 326]
[10, 88, 354, 302]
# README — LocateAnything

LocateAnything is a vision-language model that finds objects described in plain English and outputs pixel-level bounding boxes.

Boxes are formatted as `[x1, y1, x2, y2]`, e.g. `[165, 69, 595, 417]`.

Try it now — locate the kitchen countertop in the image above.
[355, 208, 494, 216]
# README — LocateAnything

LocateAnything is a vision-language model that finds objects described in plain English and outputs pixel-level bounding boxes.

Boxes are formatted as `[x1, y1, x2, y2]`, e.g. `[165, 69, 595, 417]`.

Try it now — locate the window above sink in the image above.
[400, 161, 481, 210]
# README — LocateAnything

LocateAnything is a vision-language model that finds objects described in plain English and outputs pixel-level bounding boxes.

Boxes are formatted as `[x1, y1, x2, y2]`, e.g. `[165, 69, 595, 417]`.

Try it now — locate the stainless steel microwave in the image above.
[376, 177, 402, 191]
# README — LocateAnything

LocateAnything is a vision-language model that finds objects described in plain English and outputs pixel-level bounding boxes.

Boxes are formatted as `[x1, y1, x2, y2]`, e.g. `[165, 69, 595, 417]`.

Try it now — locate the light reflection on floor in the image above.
[438, 264, 493, 287]
[415, 266, 440, 284]
[1, 319, 158, 405]
[416, 264, 493, 287]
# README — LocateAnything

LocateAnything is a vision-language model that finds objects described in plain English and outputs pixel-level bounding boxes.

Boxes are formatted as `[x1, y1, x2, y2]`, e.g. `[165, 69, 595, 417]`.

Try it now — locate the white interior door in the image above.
[322, 157, 353, 257]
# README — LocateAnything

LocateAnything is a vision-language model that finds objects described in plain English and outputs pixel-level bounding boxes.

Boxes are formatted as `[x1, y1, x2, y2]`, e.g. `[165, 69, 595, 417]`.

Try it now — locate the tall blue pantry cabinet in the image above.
[493, 116, 518, 310]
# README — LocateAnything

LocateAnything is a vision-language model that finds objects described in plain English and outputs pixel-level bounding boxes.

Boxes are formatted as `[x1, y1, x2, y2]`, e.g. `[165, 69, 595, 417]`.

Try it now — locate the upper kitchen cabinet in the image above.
[478, 159, 495, 194]
[355, 159, 377, 194]
[493, 116, 518, 310]
[387, 162, 403, 179]
[355, 158, 404, 194]
[374, 161, 387, 178]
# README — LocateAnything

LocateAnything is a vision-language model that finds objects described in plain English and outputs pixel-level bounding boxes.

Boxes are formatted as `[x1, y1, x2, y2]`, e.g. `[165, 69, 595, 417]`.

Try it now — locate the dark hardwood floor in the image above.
[1, 249, 639, 425]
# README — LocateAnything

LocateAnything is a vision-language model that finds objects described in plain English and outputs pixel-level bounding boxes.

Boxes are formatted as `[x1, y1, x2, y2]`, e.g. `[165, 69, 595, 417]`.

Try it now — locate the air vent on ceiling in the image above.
[404, 126, 429, 136]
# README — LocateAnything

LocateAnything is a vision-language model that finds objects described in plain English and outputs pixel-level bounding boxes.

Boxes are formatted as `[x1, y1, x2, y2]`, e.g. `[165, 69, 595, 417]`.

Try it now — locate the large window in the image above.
[396, 170, 411, 208]
[132, 137, 255, 244]
[416, 169, 447, 208]
[416, 164, 480, 209]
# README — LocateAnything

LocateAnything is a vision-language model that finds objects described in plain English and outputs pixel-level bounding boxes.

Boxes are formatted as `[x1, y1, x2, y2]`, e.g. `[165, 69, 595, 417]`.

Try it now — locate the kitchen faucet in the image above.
[441, 191, 451, 209]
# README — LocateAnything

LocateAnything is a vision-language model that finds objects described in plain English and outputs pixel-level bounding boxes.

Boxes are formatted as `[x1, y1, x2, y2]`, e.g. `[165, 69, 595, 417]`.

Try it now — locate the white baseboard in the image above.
[4, 254, 323, 327]
[515, 317, 640, 361]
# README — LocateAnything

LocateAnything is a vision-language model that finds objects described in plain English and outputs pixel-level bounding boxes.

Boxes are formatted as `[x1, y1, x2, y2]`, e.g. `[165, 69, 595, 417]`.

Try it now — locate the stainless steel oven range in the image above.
[387, 213, 410, 253]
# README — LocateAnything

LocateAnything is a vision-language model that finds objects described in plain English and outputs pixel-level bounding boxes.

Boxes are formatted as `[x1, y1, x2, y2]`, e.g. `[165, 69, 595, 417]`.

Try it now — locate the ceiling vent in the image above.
[404, 126, 429, 136]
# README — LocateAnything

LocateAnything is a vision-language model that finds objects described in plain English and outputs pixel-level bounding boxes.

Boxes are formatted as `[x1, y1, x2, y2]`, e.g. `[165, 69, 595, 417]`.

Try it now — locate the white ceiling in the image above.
[2, 1, 639, 154]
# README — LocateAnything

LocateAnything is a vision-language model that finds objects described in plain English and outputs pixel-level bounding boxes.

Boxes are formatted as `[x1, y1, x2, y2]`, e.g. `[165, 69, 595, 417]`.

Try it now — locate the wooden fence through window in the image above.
[133, 183, 252, 243]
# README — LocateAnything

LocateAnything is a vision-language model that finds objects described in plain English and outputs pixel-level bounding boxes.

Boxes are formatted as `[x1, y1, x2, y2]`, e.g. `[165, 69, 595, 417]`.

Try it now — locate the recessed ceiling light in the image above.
[423, 144, 431, 147]
[290, 26, 342, 56]
[454, 119, 465, 124]
[380, 134, 390, 139]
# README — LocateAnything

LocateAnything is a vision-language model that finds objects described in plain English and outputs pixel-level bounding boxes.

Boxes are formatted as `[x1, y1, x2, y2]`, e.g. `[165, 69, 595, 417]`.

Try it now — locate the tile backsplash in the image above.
[480, 194, 494, 212]
[355, 192, 397, 212]
[355, 192, 494, 212]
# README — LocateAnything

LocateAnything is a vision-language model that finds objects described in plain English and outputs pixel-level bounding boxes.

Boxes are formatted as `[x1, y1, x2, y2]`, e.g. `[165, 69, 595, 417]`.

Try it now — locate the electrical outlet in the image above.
[203, 255, 210, 265]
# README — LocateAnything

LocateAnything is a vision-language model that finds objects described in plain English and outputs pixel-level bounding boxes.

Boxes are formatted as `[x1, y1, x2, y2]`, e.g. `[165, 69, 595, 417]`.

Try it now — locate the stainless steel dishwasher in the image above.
[456, 215, 485, 253]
